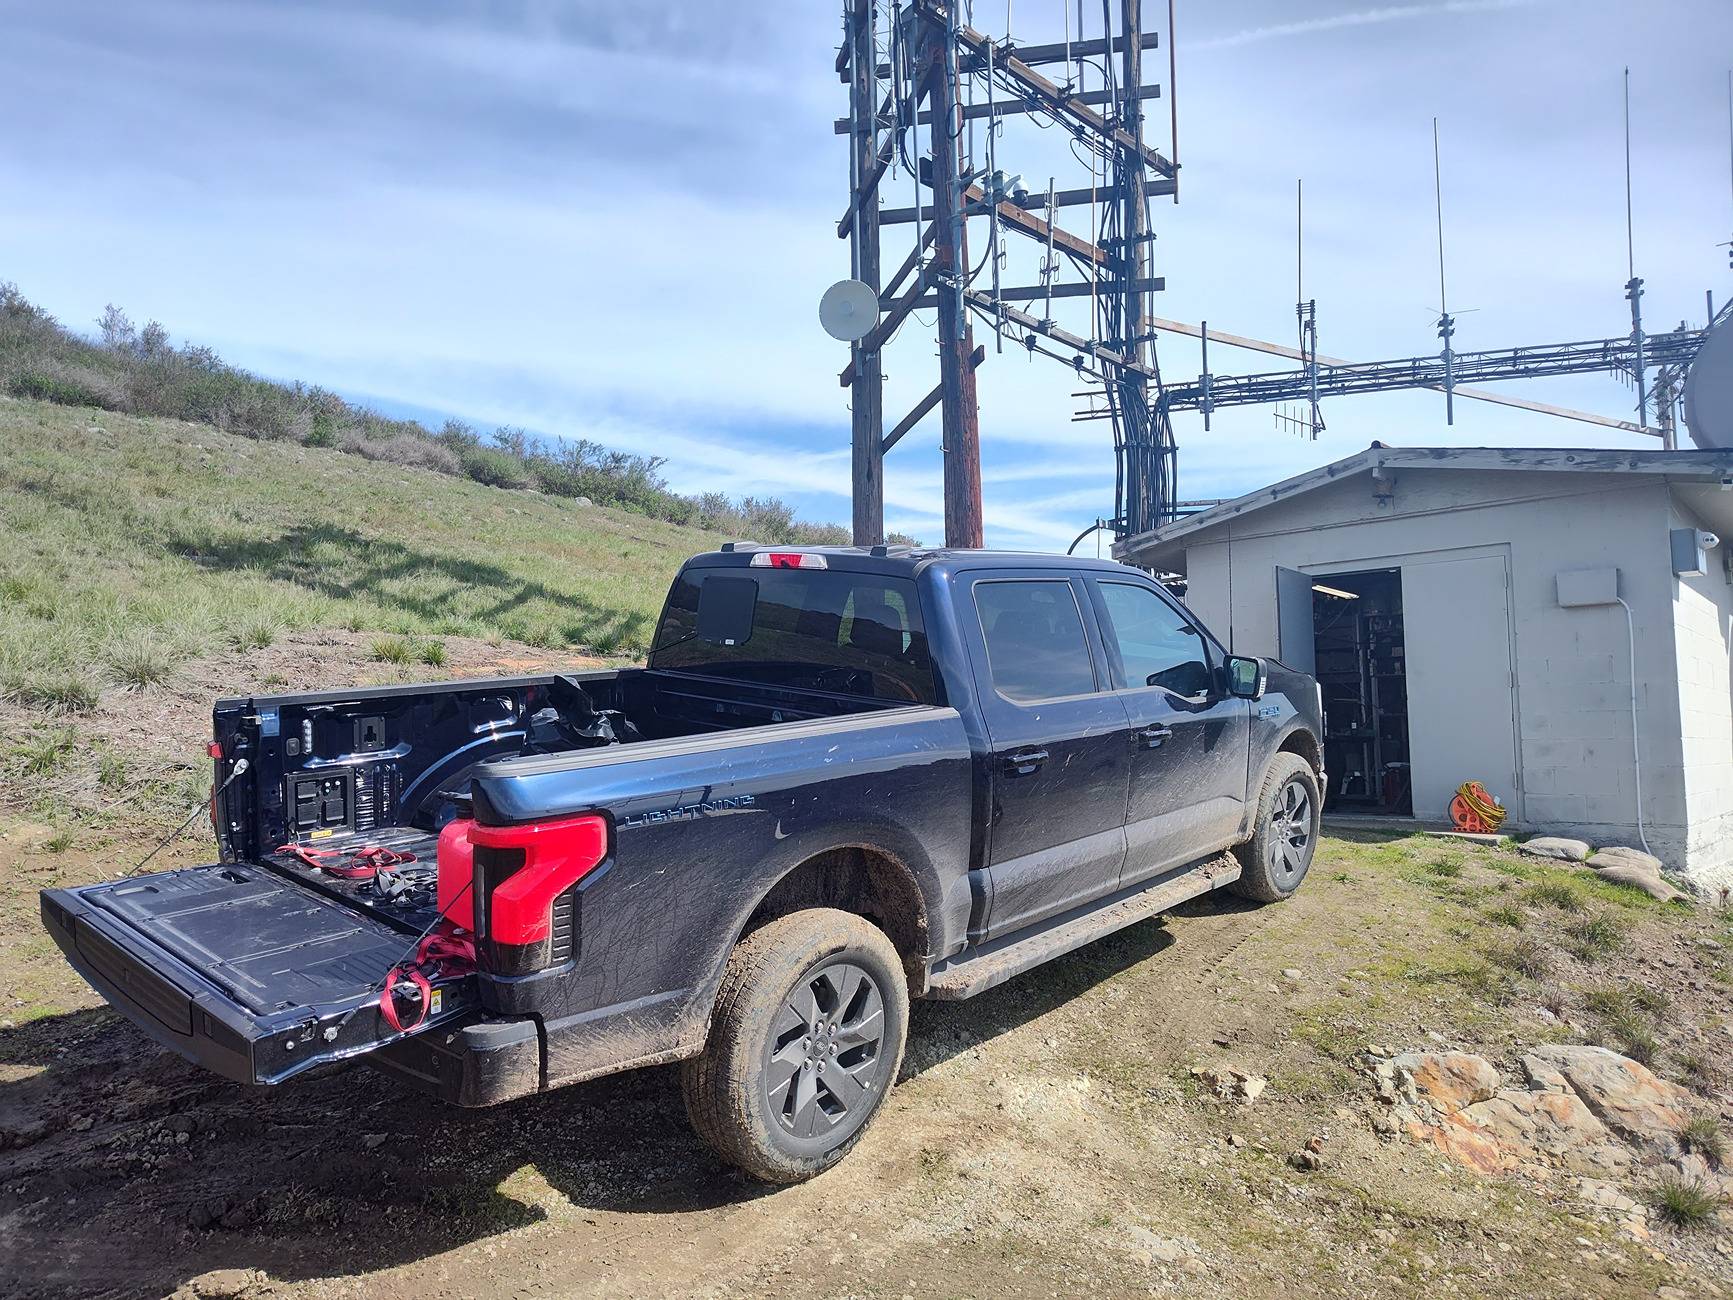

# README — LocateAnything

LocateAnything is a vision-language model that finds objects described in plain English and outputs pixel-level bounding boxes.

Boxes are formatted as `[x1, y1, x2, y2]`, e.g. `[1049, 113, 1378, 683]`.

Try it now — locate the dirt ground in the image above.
[5, 816, 1733, 1299]
[3, 638, 1731, 1297]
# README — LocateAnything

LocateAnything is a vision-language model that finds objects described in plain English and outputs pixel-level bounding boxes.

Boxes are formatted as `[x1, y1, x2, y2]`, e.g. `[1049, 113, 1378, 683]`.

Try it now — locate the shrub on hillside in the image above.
[343, 431, 463, 475]
[460, 445, 535, 489]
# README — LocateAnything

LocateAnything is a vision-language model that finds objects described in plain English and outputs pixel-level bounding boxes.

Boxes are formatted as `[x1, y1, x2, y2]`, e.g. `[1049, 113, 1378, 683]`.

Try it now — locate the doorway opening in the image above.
[1313, 568, 1411, 814]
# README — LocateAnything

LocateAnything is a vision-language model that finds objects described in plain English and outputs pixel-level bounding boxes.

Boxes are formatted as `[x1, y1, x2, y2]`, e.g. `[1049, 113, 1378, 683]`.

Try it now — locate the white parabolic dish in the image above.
[1685, 314, 1733, 450]
[819, 279, 879, 343]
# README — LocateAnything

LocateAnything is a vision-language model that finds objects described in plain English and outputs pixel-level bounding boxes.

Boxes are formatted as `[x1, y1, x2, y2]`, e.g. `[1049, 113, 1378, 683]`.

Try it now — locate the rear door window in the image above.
[650, 568, 936, 704]
[973, 579, 1098, 703]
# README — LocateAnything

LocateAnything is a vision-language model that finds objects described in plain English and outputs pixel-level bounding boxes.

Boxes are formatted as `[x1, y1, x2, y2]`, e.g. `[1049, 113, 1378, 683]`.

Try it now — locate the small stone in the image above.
[69, 1116, 93, 1132]
[1228, 1134, 1246, 1148]
[1290, 1149, 1323, 1172]
[1282, 968, 1303, 981]
[363, 1132, 389, 1150]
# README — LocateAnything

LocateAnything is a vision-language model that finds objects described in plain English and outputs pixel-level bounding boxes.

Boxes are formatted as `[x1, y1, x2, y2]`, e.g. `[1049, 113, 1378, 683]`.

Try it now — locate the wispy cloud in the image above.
[1192, 0, 1549, 51]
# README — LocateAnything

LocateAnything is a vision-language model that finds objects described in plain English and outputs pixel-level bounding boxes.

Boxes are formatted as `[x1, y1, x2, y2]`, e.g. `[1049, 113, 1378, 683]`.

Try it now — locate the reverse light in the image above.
[470, 814, 608, 956]
[749, 551, 828, 570]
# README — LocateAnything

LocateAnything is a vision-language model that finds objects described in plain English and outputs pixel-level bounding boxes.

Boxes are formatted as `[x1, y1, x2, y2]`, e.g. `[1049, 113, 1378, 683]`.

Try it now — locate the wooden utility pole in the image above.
[926, 3, 984, 548]
[845, 0, 885, 545]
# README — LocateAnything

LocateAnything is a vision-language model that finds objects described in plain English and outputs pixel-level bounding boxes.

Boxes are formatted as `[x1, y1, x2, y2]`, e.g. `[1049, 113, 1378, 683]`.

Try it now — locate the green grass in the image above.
[1680, 1115, 1725, 1164]
[0, 398, 714, 684]
[105, 631, 175, 688]
[1651, 1172, 1721, 1228]
[10, 727, 78, 776]
[1523, 878, 1587, 912]
[370, 635, 416, 665]
[1483, 933, 1552, 980]
[1483, 904, 1526, 929]
[1583, 987, 1661, 1064]
[1564, 913, 1627, 963]
[229, 616, 281, 652]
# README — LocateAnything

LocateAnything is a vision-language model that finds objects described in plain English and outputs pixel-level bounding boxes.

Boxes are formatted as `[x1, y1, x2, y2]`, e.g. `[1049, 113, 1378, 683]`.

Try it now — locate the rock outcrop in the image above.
[1373, 1047, 1705, 1181]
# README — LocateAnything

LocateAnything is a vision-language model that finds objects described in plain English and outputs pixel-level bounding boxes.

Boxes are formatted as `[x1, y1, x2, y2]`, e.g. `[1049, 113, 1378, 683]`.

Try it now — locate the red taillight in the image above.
[469, 814, 608, 945]
[435, 818, 477, 930]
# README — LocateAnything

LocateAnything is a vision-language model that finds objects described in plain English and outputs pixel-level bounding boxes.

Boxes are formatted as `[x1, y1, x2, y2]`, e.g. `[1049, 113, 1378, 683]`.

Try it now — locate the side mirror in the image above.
[1225, 654, 1266, 700]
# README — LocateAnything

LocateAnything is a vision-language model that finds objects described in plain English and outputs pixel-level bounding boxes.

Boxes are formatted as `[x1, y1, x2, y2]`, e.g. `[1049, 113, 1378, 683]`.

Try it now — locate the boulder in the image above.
[1590, 861, 1687, 904]
[1519, 836, 1592, 863]
[1524, 1045, 1692, 1152]
[1456, 1088, 1625, 1173]
[1587, 846, 1664, 873]
[1389, 1051, 1500, 1113]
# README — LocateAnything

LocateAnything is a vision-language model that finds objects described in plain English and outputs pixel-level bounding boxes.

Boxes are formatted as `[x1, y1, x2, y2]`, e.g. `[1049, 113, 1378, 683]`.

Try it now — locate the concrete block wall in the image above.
[1667, 493, 1733, 885]
[1170, 469, 1721, 882]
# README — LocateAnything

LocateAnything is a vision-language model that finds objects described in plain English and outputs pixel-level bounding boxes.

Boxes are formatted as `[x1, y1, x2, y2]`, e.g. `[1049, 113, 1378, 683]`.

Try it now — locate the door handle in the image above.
[1002, 748, 1049, 776]
[1135, 725, 1174, 749]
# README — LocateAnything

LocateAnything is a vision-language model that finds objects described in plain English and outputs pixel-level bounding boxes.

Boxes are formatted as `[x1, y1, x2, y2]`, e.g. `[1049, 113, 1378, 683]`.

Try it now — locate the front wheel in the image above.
[682, 908, 908, 1183]
[1231, 753, 1320, 902]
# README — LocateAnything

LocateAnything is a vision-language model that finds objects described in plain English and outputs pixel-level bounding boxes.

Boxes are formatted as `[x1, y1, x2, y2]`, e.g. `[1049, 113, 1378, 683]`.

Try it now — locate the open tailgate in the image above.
[41, 862, 476, 1086]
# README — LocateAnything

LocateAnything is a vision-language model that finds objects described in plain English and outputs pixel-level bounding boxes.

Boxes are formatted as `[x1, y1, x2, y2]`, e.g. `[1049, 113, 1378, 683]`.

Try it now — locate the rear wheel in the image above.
[682, 908, 908, 1183]
[1231, 753, 1320, 902]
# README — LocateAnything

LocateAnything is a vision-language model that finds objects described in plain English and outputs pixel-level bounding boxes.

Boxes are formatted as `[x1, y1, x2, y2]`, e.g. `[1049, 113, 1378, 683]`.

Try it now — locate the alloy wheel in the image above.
[763, 960, 888, 1141]
[1266, 777, 1314, 884]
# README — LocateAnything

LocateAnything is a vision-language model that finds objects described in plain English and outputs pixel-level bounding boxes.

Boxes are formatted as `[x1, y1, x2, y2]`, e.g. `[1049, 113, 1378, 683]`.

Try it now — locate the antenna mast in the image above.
[1623, 67, 1654, 438]
[1433, 117, 1456, 425]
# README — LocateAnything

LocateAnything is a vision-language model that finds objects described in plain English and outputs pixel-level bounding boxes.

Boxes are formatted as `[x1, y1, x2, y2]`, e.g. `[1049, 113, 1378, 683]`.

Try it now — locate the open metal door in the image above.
[1401, 552, 1520, 824]
[1275, 567, 1316, 675]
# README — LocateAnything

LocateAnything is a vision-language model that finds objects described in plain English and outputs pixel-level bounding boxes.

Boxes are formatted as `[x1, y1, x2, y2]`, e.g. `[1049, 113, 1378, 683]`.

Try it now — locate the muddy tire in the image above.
[1231, 753, 1320, 903]
[682, 908, 908, 1184]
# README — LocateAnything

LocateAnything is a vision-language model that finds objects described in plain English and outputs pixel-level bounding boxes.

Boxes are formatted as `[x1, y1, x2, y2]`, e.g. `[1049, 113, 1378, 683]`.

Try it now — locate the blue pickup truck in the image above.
[43, 544, 1322, 1182]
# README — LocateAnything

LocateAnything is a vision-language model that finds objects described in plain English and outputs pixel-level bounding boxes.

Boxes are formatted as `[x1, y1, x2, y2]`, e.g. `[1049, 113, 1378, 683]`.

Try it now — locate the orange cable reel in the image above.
[1448, 780, 1506, 834]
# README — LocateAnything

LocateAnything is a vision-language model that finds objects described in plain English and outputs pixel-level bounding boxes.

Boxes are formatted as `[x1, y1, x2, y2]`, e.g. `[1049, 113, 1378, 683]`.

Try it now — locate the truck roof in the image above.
[686, 543, 1145, 580]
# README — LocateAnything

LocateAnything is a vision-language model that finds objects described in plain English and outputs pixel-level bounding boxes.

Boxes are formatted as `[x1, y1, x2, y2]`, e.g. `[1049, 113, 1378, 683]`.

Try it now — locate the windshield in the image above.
[648, 567, 937, 705]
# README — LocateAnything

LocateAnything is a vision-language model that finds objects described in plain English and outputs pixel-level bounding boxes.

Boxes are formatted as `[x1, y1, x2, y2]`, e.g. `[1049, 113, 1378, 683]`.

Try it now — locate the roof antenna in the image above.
[1297, 178, 1321, 437]
[1623, 67, 1651, 434]
[1433, 117, 1456, 426]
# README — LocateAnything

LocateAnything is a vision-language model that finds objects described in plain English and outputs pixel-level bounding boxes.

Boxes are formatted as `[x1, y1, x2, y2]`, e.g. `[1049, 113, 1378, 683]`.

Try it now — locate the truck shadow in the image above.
[166, 519, 651, 653]
[0, 912, 1194, 1295]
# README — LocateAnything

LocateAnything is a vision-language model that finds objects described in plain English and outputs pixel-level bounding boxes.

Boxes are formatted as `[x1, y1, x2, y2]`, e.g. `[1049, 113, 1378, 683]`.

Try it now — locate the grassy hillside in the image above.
[0, 395, 717, 835]
[0, 283, 902, 547]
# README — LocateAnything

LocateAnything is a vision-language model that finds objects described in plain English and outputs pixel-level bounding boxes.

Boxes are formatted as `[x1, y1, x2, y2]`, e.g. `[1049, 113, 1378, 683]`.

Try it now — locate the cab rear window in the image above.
[649, 567, 937, 705]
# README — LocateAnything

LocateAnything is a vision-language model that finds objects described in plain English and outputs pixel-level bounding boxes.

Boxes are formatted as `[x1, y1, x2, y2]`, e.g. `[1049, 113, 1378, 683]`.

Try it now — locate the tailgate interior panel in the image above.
[43, 862, 478, 1086]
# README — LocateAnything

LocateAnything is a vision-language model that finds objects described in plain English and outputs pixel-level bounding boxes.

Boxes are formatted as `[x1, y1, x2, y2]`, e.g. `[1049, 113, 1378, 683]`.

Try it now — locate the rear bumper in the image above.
[369, 1016, 543, 1106]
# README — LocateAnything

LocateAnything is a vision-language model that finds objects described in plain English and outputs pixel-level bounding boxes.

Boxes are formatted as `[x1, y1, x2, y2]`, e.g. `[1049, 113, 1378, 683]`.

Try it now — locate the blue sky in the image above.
[3, 0, 1731, 550]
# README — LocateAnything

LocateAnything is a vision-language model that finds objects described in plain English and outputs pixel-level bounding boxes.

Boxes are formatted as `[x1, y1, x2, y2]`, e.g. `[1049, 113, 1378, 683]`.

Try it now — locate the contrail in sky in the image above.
[1192, 0, 1550, 51]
